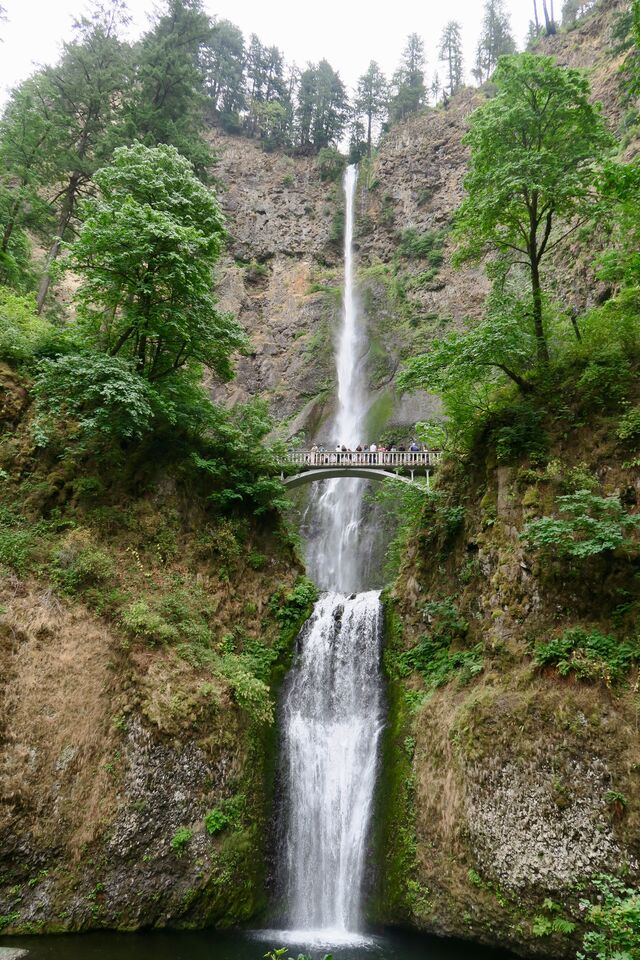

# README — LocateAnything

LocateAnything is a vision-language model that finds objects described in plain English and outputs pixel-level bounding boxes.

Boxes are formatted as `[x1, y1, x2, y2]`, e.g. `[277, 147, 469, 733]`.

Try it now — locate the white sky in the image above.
[0, 0, 534, 106]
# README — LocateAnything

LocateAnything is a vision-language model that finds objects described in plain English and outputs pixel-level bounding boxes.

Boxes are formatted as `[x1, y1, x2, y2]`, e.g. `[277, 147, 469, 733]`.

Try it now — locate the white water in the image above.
[279, 166, 384, 937]
[304, 163, 371, 594]
[281, 592, 383, 931]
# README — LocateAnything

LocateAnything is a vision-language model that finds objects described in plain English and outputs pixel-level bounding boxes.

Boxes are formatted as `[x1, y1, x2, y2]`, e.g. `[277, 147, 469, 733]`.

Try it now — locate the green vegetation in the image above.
[532, 627, 640, 685]
[171, 828, 193, 854]
[523, 491, 640, 560]
[579, 875, 640, 960]
[397, 598, 483, 689]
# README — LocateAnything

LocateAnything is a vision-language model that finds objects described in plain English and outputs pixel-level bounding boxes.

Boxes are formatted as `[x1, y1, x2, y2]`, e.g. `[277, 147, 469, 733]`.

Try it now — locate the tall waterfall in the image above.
[278, 165, 384, 938]
[304, 163, 370, 595]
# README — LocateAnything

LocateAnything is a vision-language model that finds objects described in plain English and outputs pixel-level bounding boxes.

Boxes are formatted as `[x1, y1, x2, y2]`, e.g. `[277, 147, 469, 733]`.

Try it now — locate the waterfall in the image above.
[277, 165, 384, 939]
[304, 163, 370, 595]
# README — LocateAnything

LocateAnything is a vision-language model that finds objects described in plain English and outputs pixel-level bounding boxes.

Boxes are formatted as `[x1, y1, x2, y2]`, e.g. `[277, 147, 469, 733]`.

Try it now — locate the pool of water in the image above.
[1, 927, 520, 960]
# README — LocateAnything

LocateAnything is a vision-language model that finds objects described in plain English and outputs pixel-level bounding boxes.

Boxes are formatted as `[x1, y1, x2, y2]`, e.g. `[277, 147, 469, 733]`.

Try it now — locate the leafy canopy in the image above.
[455, 54, 613, 360]
[67, 141, 247, 383]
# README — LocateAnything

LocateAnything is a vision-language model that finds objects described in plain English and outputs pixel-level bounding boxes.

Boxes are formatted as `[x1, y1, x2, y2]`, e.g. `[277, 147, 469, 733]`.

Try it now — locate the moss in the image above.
[369, 592, 419, 924]
[365, 389, 395, 442]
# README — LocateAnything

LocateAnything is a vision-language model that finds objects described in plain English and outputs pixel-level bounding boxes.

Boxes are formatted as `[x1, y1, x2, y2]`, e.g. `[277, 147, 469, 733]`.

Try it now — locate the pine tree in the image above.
[389, 33, 426, 123]
[35, 0, 131, 313]
[439, 21, 464, 99]
[473, 0, 516, 85]
[354, 61, 388, 157]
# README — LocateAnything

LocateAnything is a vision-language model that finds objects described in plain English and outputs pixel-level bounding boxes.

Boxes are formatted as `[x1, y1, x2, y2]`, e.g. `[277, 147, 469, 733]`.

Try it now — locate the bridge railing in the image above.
[284, 450, 442, 469]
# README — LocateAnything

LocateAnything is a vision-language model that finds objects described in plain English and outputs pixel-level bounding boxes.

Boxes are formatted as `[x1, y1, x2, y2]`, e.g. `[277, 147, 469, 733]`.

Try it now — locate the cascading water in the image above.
[277, 165, 384, 940]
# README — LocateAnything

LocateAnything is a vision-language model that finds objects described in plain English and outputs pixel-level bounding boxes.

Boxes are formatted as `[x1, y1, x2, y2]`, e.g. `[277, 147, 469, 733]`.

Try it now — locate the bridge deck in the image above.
[284, 450, 441, 470]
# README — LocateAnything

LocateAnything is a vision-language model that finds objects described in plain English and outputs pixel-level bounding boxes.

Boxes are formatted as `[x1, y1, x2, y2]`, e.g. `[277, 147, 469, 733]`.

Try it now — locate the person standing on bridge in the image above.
[369, 442, 377, 464]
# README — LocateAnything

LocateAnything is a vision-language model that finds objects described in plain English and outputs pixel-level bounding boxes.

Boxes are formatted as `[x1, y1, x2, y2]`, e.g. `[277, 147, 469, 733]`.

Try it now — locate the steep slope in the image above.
[0, 372, 314, 934]
[374, 362, 640, 957]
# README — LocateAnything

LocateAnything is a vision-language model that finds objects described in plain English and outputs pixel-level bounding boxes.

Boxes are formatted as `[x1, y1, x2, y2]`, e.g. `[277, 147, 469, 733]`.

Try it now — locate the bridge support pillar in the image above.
[426, 470, 430, 491]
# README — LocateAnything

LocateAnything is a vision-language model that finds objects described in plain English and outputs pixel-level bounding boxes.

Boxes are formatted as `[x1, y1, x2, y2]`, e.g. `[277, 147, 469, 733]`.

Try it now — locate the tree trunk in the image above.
[533, 0, 540, 31]
[36, 175, 79, 314]
[366, 111, 372, 159]
[1, 195, 23, 254]
[542, 0, 556, 34]
[530, 258, 549, 364]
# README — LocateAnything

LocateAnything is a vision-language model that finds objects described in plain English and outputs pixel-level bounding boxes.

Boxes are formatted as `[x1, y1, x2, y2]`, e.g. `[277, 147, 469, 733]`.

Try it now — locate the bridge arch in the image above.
[281, 467, 428, 490]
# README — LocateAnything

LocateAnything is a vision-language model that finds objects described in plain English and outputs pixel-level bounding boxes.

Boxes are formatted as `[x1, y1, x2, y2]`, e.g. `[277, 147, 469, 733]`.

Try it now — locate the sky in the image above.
[0, 0, 534, 106]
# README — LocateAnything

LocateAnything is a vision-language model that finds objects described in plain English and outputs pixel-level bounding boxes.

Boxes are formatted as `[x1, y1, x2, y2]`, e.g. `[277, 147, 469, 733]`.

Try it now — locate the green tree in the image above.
[296, 60, 348, 153]
[354, 61, 388, 157]
[66, 142, 247, 383]
[121, 0, 213, 170]
[389, 33, 426, 122]
[204, 18, 246, 129]
[473, 0, 516, 85]
[454, 54, 613, 364]
[0, 74, 60, 287]
[439, 21, 464, 99]
[34, 0, 131, 313]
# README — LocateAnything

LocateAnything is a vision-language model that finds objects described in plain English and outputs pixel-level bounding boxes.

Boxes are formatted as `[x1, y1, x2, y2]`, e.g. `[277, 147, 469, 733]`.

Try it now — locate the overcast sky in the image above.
[0, 0, 534, 106]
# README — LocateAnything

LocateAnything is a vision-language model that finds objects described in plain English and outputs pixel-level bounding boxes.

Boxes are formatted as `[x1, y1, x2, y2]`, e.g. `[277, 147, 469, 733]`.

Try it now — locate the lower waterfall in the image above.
[281, 592, 383, 933]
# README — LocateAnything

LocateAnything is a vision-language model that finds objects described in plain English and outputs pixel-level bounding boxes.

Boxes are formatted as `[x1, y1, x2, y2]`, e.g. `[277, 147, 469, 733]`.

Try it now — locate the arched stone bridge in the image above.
[281, 450, 442, 490]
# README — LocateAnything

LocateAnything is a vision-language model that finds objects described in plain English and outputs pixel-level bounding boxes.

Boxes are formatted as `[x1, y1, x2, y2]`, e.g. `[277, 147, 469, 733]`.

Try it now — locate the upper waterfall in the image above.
[303, 164, 373, 593]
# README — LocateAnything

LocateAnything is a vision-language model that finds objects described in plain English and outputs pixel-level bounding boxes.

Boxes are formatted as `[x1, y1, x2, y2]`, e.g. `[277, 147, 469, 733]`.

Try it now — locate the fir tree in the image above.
[35, 0, 131, 312]
[389, 33, 426, 123]
[354, 61, 388, 157]
[205, 18, 245, 128]
[439, 21, 464, 99]
[473, 0, 516, 85]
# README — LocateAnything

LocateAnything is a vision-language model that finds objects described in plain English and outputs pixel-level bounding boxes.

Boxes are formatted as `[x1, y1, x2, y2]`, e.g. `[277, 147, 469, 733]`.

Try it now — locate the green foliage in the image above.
[270, 577, 318, 630]
[50, 529, 114, 594]
[121, 599, 180, 645]
[204, 794, 245, 835]
[579, 875, 640, 960]
[0, 287, 54, 363]
[315, 147, 346, 183]
[439, 21, 465, 98]
[522, 491, 640, 560]
[533, 627, 639, 684]
[68, 142, 246, 384]
[398, 228, 445, 266]
[170, 827, 193, 854]
[397, 598, 482, 689]
[204, 807, 230, 836]
[618, 407, 640, 445]
[491, 402, 547, 465]
[473, 0, 516, 85]
[389, 34, 425, 123]
[32, 354, 157, 448]
[455, 54, 613, 363]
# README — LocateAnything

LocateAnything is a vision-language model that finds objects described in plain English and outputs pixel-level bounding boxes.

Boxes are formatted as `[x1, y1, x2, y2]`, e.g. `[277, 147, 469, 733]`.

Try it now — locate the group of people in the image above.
[304, 440, 428, 465]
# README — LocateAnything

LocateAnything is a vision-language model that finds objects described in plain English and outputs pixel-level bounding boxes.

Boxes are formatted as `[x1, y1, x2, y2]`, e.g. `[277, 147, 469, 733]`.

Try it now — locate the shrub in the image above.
[533, 626, 639, 685]
[204, 807, 230, 836]
[51, 528, 114, 593]
[398, 228, 445, 266]
[315, 147, 346, 183]
[0, 287, 55, 364]
[522, 490, 640, 559]
[617, 406, 640, 445]
[32, 354, 156, 448]
[170, 828, 193, 854]
[579, 874, 640, 960]
[121, 600, 179, 645]
[398, 598, 482, 688]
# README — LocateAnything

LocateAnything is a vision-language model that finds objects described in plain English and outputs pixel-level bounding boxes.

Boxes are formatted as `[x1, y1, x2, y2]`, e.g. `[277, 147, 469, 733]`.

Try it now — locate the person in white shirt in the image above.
[369, 442, 377, 464]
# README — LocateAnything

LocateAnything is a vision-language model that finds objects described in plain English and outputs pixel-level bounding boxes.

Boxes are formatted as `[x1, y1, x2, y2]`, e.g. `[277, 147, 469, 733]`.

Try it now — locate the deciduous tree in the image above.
[454, 54, 613, 364]
[67, 142, 247, 383]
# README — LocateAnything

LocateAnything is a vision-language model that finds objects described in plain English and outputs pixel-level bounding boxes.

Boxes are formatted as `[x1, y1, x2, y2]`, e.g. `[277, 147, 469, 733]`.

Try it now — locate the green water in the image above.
[1, 928, 521, 960]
